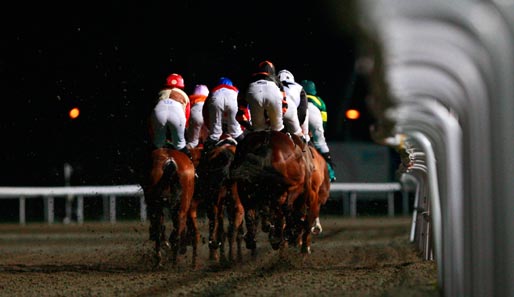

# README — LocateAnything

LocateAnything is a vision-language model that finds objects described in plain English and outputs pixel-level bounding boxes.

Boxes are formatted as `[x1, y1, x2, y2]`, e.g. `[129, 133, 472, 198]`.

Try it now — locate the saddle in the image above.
[216, 137, 238, 147]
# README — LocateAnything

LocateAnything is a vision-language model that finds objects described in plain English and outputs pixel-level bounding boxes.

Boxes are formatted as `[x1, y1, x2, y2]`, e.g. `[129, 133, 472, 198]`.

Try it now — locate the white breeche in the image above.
[207, 88, 243, 141]
[246, 80, 285, 132]
[308, 102, 329, 153]
[186, 102, 205, 148]
[283, 96, 303, 136]
[150, 99, 186, 150]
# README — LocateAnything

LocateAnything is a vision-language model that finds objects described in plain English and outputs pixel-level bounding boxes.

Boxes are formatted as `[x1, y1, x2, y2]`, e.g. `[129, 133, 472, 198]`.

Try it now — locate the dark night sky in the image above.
[2, 1, 366, 186]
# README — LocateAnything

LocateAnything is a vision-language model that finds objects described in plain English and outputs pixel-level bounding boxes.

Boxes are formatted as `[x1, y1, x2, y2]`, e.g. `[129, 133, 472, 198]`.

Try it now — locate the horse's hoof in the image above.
[208, 240, 221, 250]
[311, 226, 322, 235]
[301, 246, 311, 254]
[244, 235, 256, 250]
[271, 242, 281, 250]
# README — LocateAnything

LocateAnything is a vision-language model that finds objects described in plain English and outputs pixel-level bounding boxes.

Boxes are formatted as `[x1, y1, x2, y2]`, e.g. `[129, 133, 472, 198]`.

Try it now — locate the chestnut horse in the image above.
[288, 144, 331, 254]
[231, 130, 311, 256]
[193, 138, 244, 264]
[143, 148, 199, 268]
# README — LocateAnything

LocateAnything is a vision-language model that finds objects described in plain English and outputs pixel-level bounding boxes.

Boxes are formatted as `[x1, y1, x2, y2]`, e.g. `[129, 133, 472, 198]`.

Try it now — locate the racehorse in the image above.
[143, 148, 199, 268]
[231, 130, 311, 256]
[287, 144, 331, 254]
[193, 137, 244, 264]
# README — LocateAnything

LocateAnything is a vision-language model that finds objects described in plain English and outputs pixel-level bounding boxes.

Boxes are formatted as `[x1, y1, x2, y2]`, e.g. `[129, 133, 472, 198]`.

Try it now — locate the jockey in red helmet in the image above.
[148, 73, 192, 158]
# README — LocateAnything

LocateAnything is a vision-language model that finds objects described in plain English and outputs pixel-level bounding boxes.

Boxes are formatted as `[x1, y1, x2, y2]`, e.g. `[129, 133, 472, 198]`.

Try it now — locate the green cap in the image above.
[300, 80, 317, 95]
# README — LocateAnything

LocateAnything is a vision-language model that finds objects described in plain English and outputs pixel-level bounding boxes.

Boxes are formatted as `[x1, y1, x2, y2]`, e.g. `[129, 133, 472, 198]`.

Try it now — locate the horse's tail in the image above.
[197, 148, 235, 191]
[231, 148, 286, 185]
[161, 157, 182, 199]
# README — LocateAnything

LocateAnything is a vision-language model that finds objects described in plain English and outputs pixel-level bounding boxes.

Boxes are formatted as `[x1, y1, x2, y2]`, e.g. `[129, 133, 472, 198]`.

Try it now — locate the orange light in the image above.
[345, 109, 360, 120]
[69, 107, 80, 119]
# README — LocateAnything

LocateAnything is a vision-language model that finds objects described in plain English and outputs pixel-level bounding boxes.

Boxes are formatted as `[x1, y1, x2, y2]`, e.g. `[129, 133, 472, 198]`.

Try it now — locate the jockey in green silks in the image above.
[300, 79, 336, 182]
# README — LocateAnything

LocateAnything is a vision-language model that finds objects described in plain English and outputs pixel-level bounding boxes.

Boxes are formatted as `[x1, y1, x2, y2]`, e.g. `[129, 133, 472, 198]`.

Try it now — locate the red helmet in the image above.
[165, 73, 185, 89]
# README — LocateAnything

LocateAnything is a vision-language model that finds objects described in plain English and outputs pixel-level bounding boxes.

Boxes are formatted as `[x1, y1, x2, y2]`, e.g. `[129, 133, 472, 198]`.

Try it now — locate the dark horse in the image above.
[143, 148, 199, 268]
[231, 130, 311, 256]
[193, 138, 244, 264]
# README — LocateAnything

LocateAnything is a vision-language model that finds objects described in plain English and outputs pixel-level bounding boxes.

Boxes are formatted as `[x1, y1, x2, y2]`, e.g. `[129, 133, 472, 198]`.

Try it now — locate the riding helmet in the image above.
[165, 73, 185, 89]
[193, 84, 209, 96]
[218, 77, 233, 86]
[300, 79, 317, 95]
[257, 60, 276, 76]
[278, 69, 295, 83]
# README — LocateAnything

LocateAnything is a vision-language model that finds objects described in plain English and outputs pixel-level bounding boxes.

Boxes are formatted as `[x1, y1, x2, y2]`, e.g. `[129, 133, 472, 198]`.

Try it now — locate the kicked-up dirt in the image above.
[0, 216, 439, 297]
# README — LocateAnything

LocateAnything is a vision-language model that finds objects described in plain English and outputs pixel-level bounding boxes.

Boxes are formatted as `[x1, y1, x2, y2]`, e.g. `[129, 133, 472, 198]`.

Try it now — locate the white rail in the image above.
[0, 185, 145, 225]
[0, 183, 406, 224]
[330, 182, 406, 217]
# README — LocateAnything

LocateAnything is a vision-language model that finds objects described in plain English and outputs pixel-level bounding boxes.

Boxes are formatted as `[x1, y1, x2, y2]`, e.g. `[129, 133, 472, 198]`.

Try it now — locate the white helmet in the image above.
[278, 69, 295, 83]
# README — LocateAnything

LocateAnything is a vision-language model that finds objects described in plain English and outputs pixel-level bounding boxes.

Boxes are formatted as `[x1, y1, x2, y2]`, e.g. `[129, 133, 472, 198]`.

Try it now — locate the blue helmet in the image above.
[218, 77, 233, 86]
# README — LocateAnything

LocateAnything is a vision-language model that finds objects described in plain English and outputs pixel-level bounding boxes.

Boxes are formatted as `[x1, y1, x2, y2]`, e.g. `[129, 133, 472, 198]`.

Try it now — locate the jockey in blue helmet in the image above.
[203, 76, 244, 151]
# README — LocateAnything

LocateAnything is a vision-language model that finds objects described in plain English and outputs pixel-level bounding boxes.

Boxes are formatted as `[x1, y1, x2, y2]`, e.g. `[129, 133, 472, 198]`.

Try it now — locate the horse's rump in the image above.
[144, 147, 198, 267]
[309, 146, 330, 206]
[231, 131, 305, 188]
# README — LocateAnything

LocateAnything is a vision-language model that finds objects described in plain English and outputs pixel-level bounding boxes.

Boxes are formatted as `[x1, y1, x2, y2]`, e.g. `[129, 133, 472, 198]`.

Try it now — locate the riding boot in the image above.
[202, 138, 217, 155]
[234, 133, 245, 144]
[321, 152, 337, 182]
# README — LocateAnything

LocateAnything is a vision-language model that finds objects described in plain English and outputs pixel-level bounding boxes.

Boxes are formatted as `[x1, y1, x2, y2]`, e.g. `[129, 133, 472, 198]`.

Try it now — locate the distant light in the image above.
[345, 109, 360, 120]
[69, 107, 80, 119]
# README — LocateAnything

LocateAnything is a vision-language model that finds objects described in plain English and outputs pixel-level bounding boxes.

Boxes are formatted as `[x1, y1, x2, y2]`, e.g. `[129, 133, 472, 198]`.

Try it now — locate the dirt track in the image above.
[0, 216, 438, 297]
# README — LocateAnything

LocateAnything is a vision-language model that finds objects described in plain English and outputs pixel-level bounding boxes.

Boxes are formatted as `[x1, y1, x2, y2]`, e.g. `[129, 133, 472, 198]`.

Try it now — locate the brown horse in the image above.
[193, 138, 244, 264]
[143, 148, 199, 268]
[288, 144, 331, 254]
[231, 130, 310, 256]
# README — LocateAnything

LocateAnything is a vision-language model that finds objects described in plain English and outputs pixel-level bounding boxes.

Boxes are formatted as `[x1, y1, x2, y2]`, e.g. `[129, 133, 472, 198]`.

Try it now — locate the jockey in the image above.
[277, 69, 308, 141]
[300, 79, 337, 182]
[243, 60, 288, 133]
[148, 73, 192, 159]
[186, 84, 209, 149]
[203, 77, 244, 151]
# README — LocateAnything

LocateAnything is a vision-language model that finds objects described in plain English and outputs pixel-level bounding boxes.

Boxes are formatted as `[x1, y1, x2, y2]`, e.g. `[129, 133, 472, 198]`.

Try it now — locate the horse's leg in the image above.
[217, 188, 228, 264]
[147, 203, 165, 268]
[236, 220, 244, 263]
[217, 206, 227, 264]
[260, 204, 271, 233]
[168, 211, 179, 266]
[187, 202, 200, 269]
[303, 193, 321, 254]
[229, 183, 245, 263]
[243, 208, 258, 256]
[311, 216, 323, 235]
[207, 200, 220, 262]
[268, 205, 286, 251]
[177, 210, 189, 255]
[225, 197, 238, 263]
